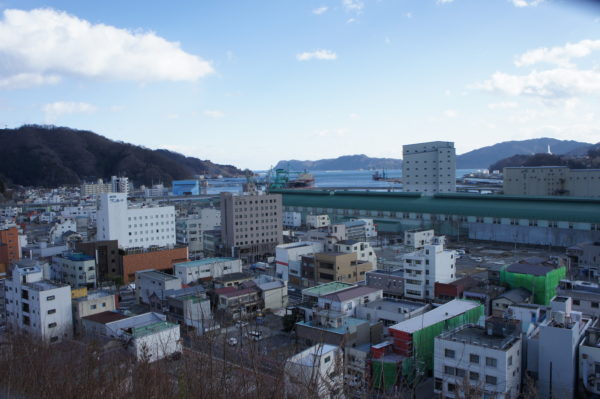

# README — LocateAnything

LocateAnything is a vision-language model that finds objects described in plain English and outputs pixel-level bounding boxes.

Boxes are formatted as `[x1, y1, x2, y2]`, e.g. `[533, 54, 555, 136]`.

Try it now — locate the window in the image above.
[447, 383, 456, 392]
[47, 309, 56, 315]
[592, 302, 599, 309]
[445, 349, 455, 359]
[50, 336, 59, 343]
[46, 295, 55, 301]
[573, 299, 581, 306]
[324, 356, 331, 363]
[444, 366, 455, 375]
[455, 368, 466, 378]
[48, 322, 57, 328]
[508, 355, 513, 366]
[485, 375, 497, 385]
[434, 378, 443, 391]
[469, 371, 479, 381]
[486, 357, 497, 367]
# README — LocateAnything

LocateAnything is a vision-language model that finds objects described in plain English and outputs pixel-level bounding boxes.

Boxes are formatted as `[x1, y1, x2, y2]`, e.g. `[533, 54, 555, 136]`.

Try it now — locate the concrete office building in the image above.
[96, 193, 176, 249]
[504, 166, 600, 197]
[307, 214, 331, 229]
[334, 240, 377, 266]
[434, 319, 522, 399]
[5, 262, 73, 342]
[51, 252, 97, 289]
[176, 208, 221, 259]
[404, 229, 434, 250]
[220, 192, 283, 262]
[275, 241, 324, 283]
[403, 237, 456, 300]
[173, 257, 242, 284]
[402, 141, 456, 195]
[301, 252, 374, 286]
[135, 270, 182, 308]
[275, 189, 600, 247]
[72, 290, 117, 335]
[283, 211, 302, 228]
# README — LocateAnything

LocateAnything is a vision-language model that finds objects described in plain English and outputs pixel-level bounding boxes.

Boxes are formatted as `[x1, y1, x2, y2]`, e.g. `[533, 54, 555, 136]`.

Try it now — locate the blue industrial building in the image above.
[172, 180, 201, 196]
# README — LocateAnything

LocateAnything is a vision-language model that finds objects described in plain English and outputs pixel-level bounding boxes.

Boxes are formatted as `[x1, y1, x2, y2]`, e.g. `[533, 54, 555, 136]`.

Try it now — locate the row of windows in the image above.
[129, 221, 174, 228]
[128, 214, 173, 221]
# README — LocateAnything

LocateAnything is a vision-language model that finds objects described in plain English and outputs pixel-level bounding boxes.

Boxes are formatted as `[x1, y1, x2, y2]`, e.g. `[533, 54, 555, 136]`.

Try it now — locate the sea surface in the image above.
[204, 168, 481, 194]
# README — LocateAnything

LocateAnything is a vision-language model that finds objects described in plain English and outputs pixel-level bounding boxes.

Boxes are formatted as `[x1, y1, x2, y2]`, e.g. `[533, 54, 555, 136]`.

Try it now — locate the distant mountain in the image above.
[274, 154, 402, 171]
[489, 143, 600, 171]
[0, 125, 244, 187]
[456, 138, 592, 169]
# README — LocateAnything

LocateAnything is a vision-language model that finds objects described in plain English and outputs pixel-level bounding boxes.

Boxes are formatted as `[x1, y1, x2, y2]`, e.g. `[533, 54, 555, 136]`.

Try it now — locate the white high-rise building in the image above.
[403, 236, 456, 300]
[96, 193, 176, 249]
[402, 141, 456, 195]
[5, 261, 73, 343]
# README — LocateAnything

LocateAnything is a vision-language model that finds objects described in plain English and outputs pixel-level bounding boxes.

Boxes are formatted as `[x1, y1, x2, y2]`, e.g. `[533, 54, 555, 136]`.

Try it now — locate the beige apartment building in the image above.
[503, 166, 600, 197]
[220, 192, 283, 262]
[301, 252, 373, 286]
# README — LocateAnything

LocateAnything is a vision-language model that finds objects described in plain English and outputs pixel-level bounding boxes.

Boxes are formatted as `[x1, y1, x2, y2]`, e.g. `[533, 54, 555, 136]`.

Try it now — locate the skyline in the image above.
[0, 0, 599, 169]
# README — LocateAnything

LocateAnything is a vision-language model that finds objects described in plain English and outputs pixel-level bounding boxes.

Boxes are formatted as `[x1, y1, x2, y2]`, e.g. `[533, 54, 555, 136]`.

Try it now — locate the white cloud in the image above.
[437, 0, 454, 4]
[349, 113, 359, 119]
[0, 8, 214, 89]
[477, 68, 600, 98]
[443, 109, 458, 118]
[405, 12, 413, 18]
[203, 110, 224, 118]
[296, 49, 337, 61]
[346, 18, 357, 24]
[511, 0, 544, 7]
[0, 73, 60, 89]
[312, 6, 328, 15]
[515, 39, 600, 68]
[488, 101, 519, 109]
[42, 101, 96, 122]
[342, 0, 364, 12]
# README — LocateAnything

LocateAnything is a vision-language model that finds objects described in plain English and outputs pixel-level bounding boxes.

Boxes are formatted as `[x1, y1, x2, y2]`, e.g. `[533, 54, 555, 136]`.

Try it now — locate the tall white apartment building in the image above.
[307, 214, 330, 229]
[402, 141, 456, 194]
[403, 237, 456, 300]
[5, 262, 73, 342]
[96, 193, 176, 249]
[81, 176, 129, 197]
[434, 319, 522, 399]
[334, 240, 377, 267]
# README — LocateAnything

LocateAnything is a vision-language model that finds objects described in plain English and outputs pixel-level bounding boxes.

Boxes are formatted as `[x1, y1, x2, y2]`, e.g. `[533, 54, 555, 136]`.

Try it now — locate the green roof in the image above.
[273, 190, 600, 223]
[132, 321, 178, 337]
[301, 282, 355, 297]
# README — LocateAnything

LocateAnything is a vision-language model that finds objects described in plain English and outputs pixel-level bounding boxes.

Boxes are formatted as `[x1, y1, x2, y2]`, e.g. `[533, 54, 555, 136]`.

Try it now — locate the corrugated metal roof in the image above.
[322, 285, 381, 302]
[389, 299, 481, 333]
[273, 190, 600, 223]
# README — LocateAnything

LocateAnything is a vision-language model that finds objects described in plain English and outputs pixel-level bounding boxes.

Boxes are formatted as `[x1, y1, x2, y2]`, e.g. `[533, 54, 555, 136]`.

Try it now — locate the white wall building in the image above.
[579, 327, 600, 396]
[83, 311, 181, 362]
[283, 211, 302, 228]
[402, 141, 456, 195]
[96, 193, 176, 249]
[284, 344, 344, 399]
[334, 240, 377, 267]
[173, 257, 242, 284]
[403, 237, 456, 300]
[307, 214, 331, 229]
[176, 208, 221, 259]
[51, 252, 97, 288]
[275, 241, 324, 282]
[5, 262, 73, 342]
[404, 229, 434, 250]
[434, 320, 522, 399]
[135, 270, 182, 307]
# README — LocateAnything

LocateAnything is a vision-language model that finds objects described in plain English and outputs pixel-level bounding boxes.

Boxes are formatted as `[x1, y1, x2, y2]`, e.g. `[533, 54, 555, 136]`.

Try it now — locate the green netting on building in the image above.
[500, 266, 566, 305]
[406, 304, 484, 377]
[372, 360, 401, 391]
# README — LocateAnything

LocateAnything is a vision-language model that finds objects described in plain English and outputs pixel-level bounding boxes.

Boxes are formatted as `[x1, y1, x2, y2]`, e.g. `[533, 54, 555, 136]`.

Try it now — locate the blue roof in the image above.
[65, 253, 94, 262]
[174, 257, 238, 268]
[172, 180, 200, 185]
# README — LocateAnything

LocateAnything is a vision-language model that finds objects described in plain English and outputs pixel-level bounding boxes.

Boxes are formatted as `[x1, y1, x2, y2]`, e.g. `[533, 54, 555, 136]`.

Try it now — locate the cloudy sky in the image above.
[0, 0, 599, 169]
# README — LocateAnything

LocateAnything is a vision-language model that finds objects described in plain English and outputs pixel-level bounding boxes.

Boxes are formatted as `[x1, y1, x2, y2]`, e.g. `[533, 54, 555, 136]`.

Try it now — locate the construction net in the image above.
[500, 266, 566, 305]
[372, 360, 401, 391]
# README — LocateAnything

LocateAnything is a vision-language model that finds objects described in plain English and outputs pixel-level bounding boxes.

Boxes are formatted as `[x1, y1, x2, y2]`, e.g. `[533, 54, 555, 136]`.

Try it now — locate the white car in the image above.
[247, 330, 263, 341]
[228, 337, 238, 346]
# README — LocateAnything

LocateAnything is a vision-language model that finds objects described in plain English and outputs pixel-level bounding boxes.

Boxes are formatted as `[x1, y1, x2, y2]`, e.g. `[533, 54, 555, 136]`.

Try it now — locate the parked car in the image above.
[228, 337, 238, 346]
[235, 320, 248, 328]
[247, 330, 263, 341]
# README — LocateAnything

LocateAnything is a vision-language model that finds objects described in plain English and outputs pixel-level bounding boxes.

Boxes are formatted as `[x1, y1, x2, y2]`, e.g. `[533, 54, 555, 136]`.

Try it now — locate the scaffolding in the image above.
[500, 265, 566, 305]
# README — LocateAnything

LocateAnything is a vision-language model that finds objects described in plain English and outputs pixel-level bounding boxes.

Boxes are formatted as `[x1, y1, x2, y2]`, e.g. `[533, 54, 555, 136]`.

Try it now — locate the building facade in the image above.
[402, 141, 456, 195]
[220, 192, 283, 262]
[403, 238, 456, 300]
[504, 166, 600, 197]
[5, 262, 73, 342]
[51, 252, 97, 289]
[173, 257, 242, 284]
[96, 193, 176, 249]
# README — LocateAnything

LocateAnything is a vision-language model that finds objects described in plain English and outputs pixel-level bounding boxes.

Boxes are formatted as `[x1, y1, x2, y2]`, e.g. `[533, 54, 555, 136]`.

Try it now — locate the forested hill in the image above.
[0, 125, 244, 187]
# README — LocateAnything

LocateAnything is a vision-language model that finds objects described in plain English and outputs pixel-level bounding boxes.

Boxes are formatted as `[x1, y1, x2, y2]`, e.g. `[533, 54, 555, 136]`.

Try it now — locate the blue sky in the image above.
[0, 0, 599, 169]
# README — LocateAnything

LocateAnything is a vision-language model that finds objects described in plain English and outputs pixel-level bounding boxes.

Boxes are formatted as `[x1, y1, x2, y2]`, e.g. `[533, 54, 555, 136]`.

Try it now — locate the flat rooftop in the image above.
[26, 280, 69, 291]
[389, 299, 481, 334]
[297, 317, 367, 335]
[302, 282, 355, 297]
[174, 257, 238, 268]
[364, 299, 427, 312]
[137, 270, 179, 281]
[438, 325, 519, 351]
[289, 344, 338, 366]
